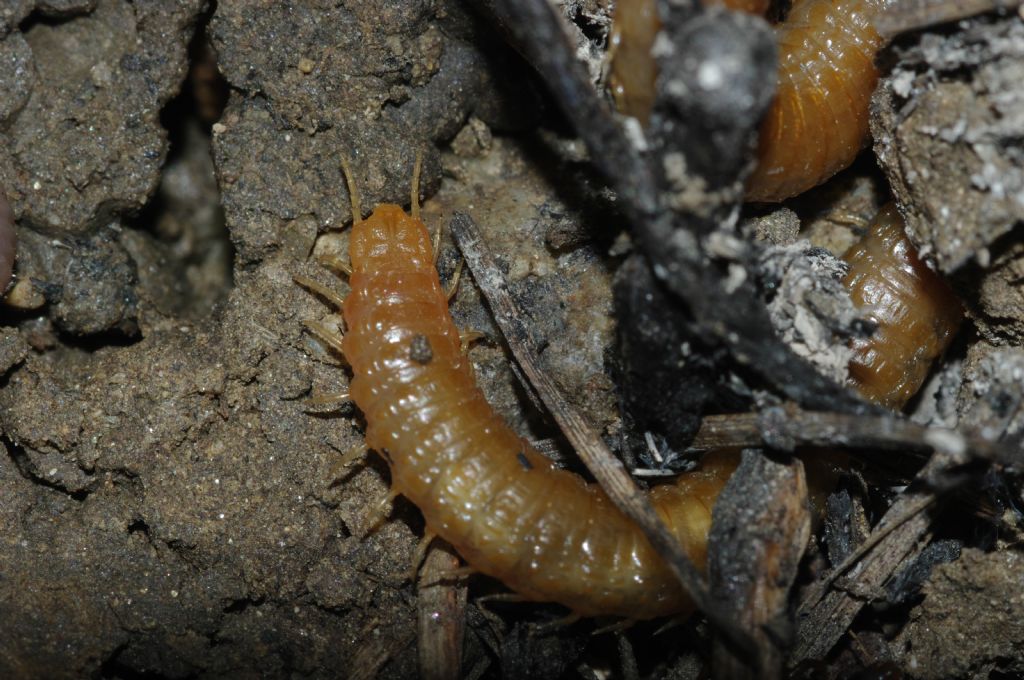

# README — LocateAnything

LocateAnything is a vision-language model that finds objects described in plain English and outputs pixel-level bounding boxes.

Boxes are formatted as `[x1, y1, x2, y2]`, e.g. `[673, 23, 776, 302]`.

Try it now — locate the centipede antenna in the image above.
[340, 155, 362, 225]
[411, 150, 423, 220]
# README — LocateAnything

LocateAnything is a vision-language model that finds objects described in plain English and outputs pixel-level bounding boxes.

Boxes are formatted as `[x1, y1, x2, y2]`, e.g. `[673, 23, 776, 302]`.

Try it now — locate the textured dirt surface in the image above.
[1, 0, 1023, 678]
[894, 548, 1024, 679]
[0, 1, 618, 677]
[873, 15, 1024, 274]
[873, 15, 1024, 344]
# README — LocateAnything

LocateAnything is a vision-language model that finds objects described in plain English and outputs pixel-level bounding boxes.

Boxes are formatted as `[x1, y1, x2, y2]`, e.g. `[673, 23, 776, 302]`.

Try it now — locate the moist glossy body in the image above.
[609, 0, 771, 125]
[746, 0, 891, 201]
[608, 0, 890, 201]
[842, 203, 962, 408]
[336, 198, 957, 618]
[340, 203, 733, 618]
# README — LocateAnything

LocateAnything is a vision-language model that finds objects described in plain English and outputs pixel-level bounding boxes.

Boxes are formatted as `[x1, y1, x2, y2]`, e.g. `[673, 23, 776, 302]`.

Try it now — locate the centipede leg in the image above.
[320, 254, 353, 278]
[365, 488, 401, 535]
[419, 564, 477, 588]
[411, 151, 423, 220]
[306, 389, 351, 407]
[529, 612, 583, 636]
[444, 259, 464, 302]
[653, 614, 689, 636]
[591, 618, 638, 636]
[826, 209, 872, 230]
[303, 320, 346, 358]
[406, 530, 439, 582]
[459, 329, 484, 354]
[327, 442, 368, 483]
[339, 156, 363, 226]
[294, 275, 346, 309]
[474, 592, 531, 628]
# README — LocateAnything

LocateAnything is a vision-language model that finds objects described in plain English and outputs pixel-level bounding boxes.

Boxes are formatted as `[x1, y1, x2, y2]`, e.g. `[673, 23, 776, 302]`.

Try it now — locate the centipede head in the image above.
[349, 204, 434, 274]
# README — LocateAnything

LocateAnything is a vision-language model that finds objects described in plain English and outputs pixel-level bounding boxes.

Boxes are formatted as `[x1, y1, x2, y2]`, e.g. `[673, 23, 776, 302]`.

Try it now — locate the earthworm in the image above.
[0, 188, 16, 293]
[608, 0, 891, 201]
[303, 162, 954, 619]
[842, 203, 962, 409]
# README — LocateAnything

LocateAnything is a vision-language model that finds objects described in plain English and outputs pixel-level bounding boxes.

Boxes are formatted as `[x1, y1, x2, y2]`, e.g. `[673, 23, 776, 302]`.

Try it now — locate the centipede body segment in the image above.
[609, 0, 892, 202]
[841, 203, 962, 409]
[746, 0, 892, 201]
[609, 0, 771, 125]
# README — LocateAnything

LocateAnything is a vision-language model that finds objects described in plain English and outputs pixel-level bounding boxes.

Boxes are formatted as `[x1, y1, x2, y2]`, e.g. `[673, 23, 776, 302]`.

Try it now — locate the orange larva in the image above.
[841, 203, 962, 409]
[304, 158, 735, 618]
[608, 0, 891, 202]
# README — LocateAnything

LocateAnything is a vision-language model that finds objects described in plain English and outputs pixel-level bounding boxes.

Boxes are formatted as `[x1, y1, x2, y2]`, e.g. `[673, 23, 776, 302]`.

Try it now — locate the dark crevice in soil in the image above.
[222, 596, 265, 614]
[3, 436, 92, 501]
[127, 517, 151, 536]
[125, 3, 234, 319]
[17, 6, 91, 33]
[100, 642, 183, 680]
[56, 328, 142, 352]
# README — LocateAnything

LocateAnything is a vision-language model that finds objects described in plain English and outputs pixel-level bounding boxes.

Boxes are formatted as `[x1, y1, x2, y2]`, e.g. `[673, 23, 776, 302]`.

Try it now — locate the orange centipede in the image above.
[306, 157, 733, 619]
[609, 0, 892, 202]
[300, 158, 959, 620]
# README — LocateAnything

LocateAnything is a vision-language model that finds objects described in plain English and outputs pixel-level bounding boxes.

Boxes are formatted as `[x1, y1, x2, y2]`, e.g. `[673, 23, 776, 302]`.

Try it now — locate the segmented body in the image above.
[746, 0, 891, 201]
[608, 0, 662, 125]
[842, 203, 962, 409]
[608, 0, 891, 202]
[609, 0, 771, 125]
[340, 202, 734, 618]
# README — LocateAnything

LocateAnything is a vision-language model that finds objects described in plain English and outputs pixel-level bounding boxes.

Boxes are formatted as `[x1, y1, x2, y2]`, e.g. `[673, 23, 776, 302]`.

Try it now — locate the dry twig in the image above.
[709, 451, 811, 679]
[479, 0, 871, 413]
[875, 0, 1023, 38]
[791, 447, 966, 664]
[417, 541, 468, 680]
[689, 405, 1021, 469]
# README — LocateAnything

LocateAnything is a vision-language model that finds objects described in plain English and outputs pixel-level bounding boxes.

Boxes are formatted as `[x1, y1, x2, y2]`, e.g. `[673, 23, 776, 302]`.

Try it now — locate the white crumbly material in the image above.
[760, 243, 858, 385]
